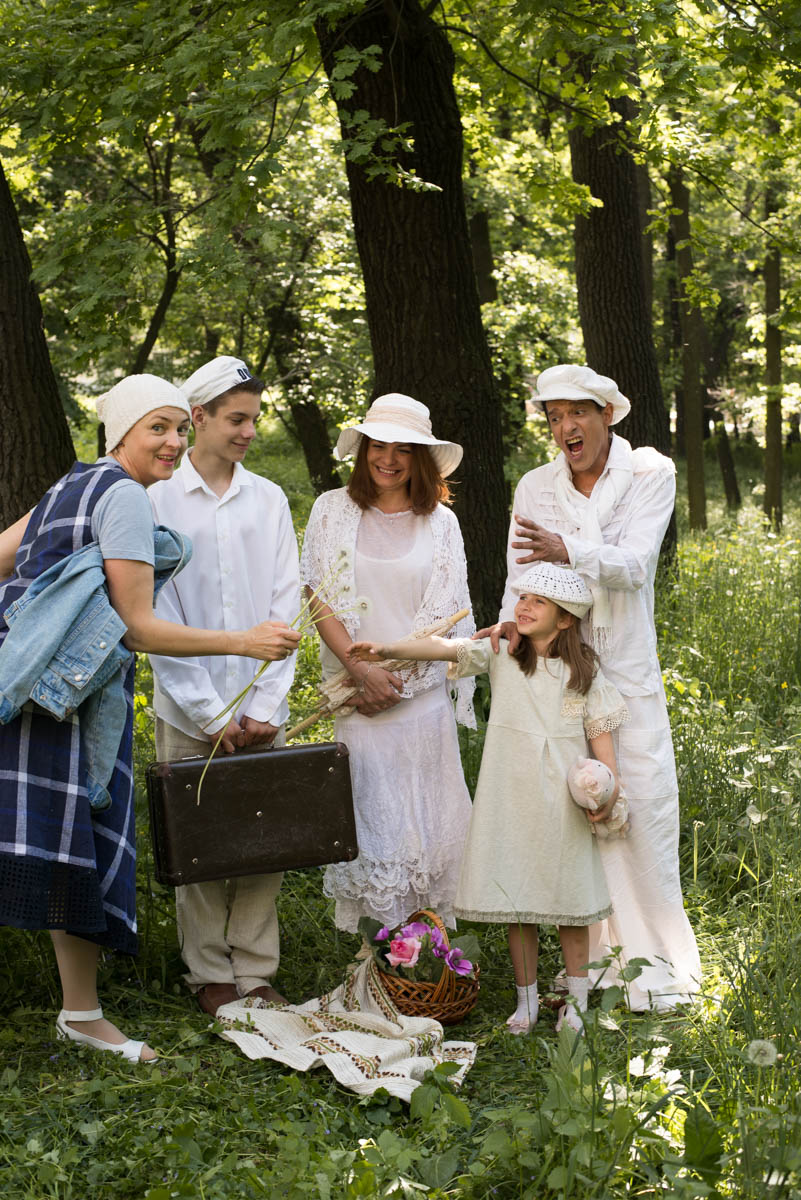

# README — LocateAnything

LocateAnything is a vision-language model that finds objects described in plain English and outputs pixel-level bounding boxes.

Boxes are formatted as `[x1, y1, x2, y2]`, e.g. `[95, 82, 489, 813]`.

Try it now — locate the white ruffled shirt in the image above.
[500, 434, 675, 698]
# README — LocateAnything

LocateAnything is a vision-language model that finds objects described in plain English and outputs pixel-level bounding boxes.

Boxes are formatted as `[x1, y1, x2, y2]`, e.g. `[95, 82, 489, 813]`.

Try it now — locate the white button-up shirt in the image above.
[149, 452, 300, 737]
[500, 434, 675, 698]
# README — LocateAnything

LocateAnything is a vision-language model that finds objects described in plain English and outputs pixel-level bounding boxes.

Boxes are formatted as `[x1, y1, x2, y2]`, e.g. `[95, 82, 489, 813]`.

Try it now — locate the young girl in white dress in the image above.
[349, 561, 628, 1033]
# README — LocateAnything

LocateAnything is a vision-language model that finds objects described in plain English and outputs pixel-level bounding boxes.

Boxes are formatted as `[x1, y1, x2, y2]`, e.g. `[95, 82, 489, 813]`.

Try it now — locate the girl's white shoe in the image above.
[555, 975, 589, 1034]
[56, 1008, 156, 1063]
[506, 982, 539, 1035]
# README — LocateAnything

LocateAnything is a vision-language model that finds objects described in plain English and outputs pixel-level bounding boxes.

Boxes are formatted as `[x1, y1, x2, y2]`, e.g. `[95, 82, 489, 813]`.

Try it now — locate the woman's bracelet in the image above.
[360, 662, 375, 693]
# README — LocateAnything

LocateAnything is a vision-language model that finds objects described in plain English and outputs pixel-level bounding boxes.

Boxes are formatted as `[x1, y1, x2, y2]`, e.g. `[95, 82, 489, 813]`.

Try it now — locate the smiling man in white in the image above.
[149, 357, 300, 1016]
[484, 363, 700, 1011]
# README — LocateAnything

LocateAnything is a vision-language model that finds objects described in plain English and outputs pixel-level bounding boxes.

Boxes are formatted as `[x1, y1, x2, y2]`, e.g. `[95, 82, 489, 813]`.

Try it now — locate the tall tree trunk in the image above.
[316, 0, 507, 626]
[567, 95, 669, 456]
[764, 178, 782, 529]
[666, 226, 684, 456]
[469, 209, 498, 305]
[704, 299, 742, 510]
[0, 159, 74, 526]
[467, 170, 522, 465]
[265, 306, 342, 496]
[635, 162, 653, 317]
[714, 420, 741, 510]
[668, 167, 706, 530]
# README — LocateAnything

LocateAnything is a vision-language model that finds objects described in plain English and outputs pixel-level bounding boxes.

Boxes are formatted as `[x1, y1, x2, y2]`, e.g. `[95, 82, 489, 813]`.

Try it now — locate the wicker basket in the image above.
[378, 910, 480, 1026]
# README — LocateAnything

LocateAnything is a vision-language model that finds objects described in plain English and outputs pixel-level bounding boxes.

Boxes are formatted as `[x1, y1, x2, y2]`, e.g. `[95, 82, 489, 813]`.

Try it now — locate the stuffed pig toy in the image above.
[567, 757, 630, 840]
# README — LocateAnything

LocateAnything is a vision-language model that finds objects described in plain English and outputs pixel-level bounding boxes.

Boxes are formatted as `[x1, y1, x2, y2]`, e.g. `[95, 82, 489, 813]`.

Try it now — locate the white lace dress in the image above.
[300, 491, 474, 933]
[449, 640, 627, 926]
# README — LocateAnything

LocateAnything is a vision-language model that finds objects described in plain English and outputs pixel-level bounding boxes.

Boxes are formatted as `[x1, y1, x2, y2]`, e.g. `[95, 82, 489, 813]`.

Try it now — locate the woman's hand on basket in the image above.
[241, 620, 301, 661]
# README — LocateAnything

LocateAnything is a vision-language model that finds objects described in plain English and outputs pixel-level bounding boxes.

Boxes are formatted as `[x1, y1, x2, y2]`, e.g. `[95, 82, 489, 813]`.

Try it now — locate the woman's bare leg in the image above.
[50, 931, 156, 1060]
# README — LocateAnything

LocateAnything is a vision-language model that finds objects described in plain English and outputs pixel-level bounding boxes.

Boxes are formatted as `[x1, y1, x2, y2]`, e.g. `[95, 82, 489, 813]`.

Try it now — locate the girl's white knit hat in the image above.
[335, 393, 463, 477]
[510, 562, 594, 618]
[96, 374, 191, 452]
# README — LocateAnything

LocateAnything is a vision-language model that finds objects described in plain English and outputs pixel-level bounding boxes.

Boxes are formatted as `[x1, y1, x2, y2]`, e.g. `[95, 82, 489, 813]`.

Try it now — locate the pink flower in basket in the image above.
[387, 936, 422, 968]
[445, 947, 473, 976]
[400, 921, 431, 939]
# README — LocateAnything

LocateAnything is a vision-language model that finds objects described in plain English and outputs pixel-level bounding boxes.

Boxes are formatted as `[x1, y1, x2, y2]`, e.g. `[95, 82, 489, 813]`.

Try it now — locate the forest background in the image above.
[2, 1, 801, 1197]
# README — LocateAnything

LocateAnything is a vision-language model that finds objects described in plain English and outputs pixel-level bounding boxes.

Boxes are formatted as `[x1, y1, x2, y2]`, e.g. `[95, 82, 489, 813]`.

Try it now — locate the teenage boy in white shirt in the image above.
[149, 357, 300, 1016]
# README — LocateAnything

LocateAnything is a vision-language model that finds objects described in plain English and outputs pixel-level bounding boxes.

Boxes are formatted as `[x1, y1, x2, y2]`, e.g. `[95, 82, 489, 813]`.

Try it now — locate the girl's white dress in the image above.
[450, 639, 627, 926]
[300, 491, 474, 933]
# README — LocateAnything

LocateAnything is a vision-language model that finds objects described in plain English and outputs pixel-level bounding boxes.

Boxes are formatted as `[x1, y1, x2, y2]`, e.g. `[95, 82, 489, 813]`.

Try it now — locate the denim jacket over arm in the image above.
[0, 526, 191, 810]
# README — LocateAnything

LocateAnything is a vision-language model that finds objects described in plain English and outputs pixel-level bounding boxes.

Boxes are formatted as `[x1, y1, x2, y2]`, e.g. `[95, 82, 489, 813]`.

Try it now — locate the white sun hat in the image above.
[96, 374, 191, 452]
[510, 562, 594, 618]
[335, 393, 463, 477]
[180, 356, 257, 406]
[534, 364, 630, 425]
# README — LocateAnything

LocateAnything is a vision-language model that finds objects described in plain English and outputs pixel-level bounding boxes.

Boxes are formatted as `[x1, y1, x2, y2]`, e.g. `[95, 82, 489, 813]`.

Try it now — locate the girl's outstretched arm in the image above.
[349, 634, 459, 665]
[586, 730, 621, 822]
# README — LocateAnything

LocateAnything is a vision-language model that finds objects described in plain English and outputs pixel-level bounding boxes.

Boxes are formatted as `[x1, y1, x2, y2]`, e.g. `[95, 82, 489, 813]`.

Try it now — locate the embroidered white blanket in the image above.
[214, 958, 477, 1101]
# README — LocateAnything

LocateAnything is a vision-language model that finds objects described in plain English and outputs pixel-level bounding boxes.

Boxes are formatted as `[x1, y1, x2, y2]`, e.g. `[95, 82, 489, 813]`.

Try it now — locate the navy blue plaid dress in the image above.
[0, 461, 140, 954]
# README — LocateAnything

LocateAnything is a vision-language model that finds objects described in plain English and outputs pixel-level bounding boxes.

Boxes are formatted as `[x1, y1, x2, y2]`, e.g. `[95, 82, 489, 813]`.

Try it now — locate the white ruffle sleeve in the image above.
[446, 637, 493, 680]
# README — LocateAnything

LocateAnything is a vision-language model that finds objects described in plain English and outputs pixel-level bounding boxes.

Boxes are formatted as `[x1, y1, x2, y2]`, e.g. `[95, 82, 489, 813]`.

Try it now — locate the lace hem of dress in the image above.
[584, 705, 629, 739]
[454, 903, 613, 927]
[323, 849, 464, 932]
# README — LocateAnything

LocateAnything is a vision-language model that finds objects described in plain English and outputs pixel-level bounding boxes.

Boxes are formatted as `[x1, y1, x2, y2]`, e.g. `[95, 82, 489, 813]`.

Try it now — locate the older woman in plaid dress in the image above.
[0, 375, 299, 1062]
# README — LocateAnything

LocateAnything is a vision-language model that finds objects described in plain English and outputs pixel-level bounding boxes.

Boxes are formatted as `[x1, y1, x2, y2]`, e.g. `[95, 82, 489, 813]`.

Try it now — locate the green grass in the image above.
[3, 429, 801, 1197]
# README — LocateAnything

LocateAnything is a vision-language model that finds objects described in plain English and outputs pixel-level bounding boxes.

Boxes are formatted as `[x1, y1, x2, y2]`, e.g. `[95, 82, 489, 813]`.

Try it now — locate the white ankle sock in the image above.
[562, 975, 589, 1031]
[508, 981, 539, 1029]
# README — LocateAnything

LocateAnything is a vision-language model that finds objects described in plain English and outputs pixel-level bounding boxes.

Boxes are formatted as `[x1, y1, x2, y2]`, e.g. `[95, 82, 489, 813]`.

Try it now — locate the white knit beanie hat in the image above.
[510, 562, 594, 618]
[96, 374, 192, 452]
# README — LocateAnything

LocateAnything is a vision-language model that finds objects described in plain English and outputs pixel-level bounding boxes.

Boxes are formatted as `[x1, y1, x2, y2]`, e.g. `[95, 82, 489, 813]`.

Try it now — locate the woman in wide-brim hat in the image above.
[300, 393, 475, 933]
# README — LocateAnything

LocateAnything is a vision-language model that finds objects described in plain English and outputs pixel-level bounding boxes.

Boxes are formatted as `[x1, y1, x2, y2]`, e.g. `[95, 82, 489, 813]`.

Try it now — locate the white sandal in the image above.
[505, 1012, 537, 1036]
[555, 1003, 585, 1035]
[56, 1008, 156, 1063]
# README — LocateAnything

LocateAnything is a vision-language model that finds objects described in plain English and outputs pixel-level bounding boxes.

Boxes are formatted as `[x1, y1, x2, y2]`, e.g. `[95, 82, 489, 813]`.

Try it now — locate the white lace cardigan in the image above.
[300, 488, 476, 727]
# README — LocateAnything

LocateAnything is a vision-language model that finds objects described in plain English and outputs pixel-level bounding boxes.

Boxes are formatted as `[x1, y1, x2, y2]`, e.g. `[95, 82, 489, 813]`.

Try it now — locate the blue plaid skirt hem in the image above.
[0, 669, 137, 955]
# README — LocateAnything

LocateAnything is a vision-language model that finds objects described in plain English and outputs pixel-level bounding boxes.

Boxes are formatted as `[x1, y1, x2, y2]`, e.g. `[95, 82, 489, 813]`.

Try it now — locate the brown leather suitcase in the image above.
[146, 741, 358, 886]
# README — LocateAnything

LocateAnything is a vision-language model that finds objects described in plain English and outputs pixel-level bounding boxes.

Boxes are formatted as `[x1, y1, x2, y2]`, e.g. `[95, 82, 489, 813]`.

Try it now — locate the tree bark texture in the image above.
[0, 159, 74, 527]
[316, 0, 507, 627]
[704, 299, 741, 510]
[635, 161, 653, 318]
[764, 184, 782, 528]
[267, 304, 342, 497]
[567, 96, 670, 456]
[469, 209, 498, 305]
[668, 168, 706, 530]
[666, 226, 684, 456]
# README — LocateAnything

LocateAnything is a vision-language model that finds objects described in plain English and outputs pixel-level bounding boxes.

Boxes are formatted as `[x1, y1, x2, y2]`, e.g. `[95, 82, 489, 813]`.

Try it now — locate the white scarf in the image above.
[551, 434, 634, 650]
